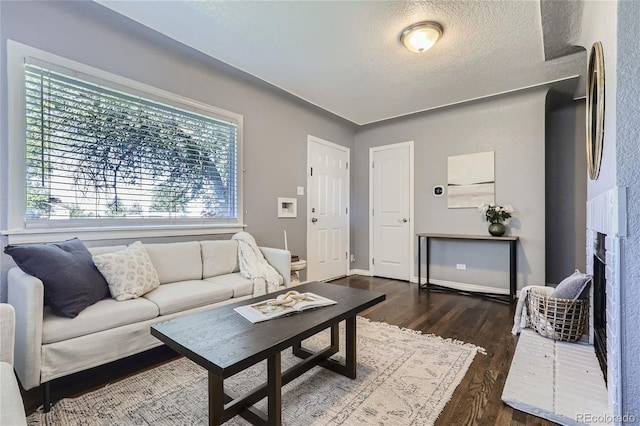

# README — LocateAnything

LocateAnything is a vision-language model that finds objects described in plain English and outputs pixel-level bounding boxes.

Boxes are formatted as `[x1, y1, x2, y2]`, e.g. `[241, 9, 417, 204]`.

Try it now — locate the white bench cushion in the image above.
[42, 297, 159, 344]
[201, 240, 239, 278]
[144, 241, 202, 284]
[143, 280, 233, 316]
[204, 273, 253, 297]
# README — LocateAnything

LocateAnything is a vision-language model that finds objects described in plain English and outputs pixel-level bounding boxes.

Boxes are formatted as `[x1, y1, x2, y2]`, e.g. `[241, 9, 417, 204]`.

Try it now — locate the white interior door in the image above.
[307, 136, 349, 282]
[370, 142, 413, 281]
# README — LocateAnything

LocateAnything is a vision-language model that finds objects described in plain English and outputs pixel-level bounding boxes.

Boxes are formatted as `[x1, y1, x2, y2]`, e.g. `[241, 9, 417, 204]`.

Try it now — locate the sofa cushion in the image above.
[201, 240, 239, 278]
[143, 280, 233, 316]
[42, 297, 159, 344]
[93, 242, 160, 301]
[204, 273, 253, 297]
[4, 238, 110, 318]
[144, 241, 202, 284]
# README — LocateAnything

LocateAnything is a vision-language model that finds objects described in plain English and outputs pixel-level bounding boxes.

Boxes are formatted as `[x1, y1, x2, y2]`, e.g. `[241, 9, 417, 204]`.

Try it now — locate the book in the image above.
[234, 291, 337, 323]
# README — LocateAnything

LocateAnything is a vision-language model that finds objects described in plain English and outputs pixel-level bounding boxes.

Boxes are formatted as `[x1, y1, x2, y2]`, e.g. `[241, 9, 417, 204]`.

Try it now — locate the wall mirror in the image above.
[586, 41, 605, 180]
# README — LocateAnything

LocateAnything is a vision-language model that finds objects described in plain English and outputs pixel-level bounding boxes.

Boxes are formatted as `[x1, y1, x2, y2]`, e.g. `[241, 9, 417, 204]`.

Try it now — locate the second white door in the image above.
[307, 136, 349, 282]
[370, 142, 413, 281]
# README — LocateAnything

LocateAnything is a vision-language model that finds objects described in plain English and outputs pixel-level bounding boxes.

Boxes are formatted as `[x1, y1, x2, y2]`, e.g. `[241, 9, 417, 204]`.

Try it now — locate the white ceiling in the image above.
[96, 0, 585, 126]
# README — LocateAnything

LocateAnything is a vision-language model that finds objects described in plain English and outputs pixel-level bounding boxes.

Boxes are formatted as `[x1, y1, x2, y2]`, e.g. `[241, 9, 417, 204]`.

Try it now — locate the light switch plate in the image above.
[297, 186, 305, 196]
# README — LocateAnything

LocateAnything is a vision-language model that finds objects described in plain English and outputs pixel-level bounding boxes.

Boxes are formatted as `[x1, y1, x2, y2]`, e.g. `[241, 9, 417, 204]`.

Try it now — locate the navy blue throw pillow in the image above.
[4, 238, 109, 318]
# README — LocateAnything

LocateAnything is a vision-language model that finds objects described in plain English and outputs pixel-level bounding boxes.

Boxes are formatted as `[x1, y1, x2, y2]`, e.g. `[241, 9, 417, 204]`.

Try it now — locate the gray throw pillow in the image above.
[551, 269, 592, 300]
[4, 238, 109, 318]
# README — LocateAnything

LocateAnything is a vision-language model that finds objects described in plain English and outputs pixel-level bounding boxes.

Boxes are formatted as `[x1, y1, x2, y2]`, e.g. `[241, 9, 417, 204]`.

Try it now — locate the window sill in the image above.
[2, 224, 246, 244]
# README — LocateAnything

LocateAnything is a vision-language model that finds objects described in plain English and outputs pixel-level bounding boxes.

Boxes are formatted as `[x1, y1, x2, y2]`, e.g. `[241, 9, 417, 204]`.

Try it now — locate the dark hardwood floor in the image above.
[22, 275, 554, 425]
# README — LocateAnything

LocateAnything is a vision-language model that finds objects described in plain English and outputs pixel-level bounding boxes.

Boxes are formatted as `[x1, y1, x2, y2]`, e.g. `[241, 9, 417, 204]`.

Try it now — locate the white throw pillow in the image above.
[92, 241, 160, 301]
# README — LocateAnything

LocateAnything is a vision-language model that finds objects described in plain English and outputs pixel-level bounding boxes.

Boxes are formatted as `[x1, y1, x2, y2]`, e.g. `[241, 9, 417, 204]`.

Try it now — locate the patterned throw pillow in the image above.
[92, 241, 160, 301]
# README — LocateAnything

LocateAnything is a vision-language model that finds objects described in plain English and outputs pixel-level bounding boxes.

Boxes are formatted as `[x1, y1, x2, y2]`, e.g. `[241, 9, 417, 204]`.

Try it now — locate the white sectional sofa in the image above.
[7, 239, 290, 411]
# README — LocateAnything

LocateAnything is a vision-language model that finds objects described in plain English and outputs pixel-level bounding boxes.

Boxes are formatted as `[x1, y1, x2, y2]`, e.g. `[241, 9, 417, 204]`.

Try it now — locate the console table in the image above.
[416, 233, 519, 303]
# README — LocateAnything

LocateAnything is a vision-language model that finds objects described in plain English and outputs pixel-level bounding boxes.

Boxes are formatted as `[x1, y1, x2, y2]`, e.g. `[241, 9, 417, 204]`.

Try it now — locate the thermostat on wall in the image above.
[433, 185, 444, 197]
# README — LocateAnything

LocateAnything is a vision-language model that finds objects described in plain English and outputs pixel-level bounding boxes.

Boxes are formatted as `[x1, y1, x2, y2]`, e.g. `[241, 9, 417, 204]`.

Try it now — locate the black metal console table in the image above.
[416, 233, 519, 304]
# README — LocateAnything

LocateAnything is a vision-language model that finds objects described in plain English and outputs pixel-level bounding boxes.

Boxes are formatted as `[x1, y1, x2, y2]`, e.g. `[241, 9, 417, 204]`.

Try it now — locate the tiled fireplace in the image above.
[501, 188, 625, 424]
[586, 187, 626, 417]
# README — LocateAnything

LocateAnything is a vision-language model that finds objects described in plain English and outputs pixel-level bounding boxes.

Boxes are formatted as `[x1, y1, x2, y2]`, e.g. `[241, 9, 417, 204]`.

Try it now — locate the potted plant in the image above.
[478, 203, 514, 236]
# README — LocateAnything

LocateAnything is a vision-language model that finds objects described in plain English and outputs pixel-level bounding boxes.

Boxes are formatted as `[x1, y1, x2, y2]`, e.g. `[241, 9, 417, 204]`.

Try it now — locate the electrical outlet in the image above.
[350, 254, 355, 262]
[297, 186, 305, 196]
[456, 264, 466, 270]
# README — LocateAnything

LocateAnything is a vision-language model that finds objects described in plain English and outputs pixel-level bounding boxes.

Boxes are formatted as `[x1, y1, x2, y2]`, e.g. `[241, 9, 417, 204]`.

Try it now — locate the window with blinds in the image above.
[23, 64, 239, 224]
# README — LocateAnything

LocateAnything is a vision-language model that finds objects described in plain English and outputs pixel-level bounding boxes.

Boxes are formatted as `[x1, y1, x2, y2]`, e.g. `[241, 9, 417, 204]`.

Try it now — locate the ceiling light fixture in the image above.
[400, 21, 443, 53]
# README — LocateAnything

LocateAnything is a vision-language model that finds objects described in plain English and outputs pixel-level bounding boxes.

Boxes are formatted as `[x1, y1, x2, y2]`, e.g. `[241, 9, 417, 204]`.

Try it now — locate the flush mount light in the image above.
[400, 21, 443, 53]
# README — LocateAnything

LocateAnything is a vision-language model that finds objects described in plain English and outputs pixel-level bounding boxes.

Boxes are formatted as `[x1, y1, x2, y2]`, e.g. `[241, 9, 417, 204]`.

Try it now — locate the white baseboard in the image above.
[349, 273, 513, 297]
[348, 269, 372, 276]
[418, 278, 510, 295]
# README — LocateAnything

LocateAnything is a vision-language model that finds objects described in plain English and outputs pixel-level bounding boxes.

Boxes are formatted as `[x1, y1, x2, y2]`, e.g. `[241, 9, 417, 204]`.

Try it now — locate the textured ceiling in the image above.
[96, 0, 585, 125]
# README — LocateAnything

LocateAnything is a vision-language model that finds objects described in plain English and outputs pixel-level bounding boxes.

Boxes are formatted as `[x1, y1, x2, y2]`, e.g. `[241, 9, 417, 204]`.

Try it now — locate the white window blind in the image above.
[23, 64, 239, 224]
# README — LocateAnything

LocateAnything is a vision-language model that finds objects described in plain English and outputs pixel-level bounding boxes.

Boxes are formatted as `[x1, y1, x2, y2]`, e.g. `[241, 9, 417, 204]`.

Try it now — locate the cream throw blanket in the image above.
[511, 285, 554, 335]
[232, 232, 284, 297]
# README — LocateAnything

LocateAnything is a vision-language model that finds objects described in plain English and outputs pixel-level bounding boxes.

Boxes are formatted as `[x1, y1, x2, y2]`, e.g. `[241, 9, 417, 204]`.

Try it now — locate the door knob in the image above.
[399, 218, 408, 223]
[311, 218, 318, 223]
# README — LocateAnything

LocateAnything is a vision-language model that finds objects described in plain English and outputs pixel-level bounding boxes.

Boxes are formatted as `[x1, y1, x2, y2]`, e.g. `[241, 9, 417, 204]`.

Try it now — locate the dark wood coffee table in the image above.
[150, 281, 385, 426]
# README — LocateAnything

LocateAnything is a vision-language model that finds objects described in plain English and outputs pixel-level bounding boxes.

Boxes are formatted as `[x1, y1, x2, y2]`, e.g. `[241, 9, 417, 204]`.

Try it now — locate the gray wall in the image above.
[580, 0, 617, 200]
[352, 90, 548, 291]
[0, 1, 355, 301]
[545, 100, 587, 284]
[616, 1, 640, 418]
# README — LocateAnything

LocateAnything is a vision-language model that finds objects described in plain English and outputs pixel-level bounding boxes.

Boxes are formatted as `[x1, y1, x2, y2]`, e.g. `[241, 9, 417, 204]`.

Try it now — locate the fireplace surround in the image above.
[586, 187, 626, 416]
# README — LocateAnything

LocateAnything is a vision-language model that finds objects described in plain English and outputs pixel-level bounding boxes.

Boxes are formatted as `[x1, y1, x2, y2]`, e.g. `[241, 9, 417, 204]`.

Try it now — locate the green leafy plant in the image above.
[478, 203, 514, 224]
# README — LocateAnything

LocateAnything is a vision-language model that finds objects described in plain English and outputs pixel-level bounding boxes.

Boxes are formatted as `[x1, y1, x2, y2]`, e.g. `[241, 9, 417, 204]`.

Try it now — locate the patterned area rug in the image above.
[28, 317, 484, 426]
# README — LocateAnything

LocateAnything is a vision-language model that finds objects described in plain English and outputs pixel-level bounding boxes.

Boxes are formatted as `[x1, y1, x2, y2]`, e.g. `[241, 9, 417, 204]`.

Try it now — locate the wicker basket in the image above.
[526, 287, 589, 342]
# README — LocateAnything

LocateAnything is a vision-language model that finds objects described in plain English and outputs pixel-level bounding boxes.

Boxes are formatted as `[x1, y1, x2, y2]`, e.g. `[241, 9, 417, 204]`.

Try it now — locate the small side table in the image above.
[290, 260, 307, 285]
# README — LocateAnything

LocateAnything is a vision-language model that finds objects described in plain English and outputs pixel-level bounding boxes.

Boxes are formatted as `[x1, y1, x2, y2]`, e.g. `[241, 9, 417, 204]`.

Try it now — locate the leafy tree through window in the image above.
[24, 64, 238, 223]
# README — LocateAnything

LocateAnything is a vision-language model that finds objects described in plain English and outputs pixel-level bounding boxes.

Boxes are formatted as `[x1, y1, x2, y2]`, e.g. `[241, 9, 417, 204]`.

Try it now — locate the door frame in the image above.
[306, 135, 351, 281]
[369, 141, 414, 281]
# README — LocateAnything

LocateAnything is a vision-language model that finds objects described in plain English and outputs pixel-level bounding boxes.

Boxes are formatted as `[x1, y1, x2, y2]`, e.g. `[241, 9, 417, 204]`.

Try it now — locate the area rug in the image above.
[28, 317, 484, 426]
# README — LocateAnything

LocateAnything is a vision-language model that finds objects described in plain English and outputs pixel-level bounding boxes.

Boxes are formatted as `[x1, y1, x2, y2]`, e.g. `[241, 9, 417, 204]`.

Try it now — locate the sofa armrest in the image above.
[0, 362, 27, 425]
[260, 247, 291, 287]
[0, 304, 15, 365]
[7, 267, 44, 390]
